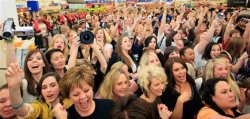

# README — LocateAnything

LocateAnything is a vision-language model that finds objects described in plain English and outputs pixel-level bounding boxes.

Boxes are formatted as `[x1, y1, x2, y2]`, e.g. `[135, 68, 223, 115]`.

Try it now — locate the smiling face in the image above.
[169, 50, 180, 58]
[69, 81, 94, 114]
[148, 38, 157, 49]
[172, 62, 187, 84]
[27, 52, 45, 75]
[181, 48, 194, 64]
[149, 77, 165, 97]
[113, 73, 129, 98]
[50, 51, 65, 70]
[210, 44, 221, 58]
[212, 81, 236, 111]
[0, 89, 16, 119]
[41, 76, 60, 103]
[53, 37, 65, 51]
[96, 29, 104, 42]
[67, 31, 77, 44]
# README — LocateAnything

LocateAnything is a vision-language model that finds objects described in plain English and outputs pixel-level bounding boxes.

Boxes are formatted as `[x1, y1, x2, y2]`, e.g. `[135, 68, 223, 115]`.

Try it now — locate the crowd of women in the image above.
[1, 1, 250, 119]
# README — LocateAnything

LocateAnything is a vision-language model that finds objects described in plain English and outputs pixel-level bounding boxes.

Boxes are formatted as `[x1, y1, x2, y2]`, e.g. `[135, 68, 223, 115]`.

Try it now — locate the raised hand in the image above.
[5, 63, 24, 88]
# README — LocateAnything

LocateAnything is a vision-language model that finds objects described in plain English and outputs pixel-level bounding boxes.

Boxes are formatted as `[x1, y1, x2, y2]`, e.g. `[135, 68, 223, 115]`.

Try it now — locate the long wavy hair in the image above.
[24, 49, 51, 96]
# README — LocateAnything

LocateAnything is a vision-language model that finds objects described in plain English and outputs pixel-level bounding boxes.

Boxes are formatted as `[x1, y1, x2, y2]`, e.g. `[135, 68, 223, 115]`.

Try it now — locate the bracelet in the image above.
[12, 99, 24, 110]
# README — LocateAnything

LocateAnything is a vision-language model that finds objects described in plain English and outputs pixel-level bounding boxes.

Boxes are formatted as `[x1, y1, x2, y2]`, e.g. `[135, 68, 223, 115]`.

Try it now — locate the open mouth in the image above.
[80, 99, 89, 109]
[57, 46, 62, 49]
[31, 65, 39, 69]
[47, 94, 54, 98]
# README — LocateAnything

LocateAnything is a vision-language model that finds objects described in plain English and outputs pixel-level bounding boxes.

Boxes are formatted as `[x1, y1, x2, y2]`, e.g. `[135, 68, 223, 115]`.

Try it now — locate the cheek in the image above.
[41, 89, 46, 97]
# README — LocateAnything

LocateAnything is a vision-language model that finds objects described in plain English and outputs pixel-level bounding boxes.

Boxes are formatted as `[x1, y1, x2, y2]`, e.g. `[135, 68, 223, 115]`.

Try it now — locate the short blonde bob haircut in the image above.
[137, 65, 168, 97]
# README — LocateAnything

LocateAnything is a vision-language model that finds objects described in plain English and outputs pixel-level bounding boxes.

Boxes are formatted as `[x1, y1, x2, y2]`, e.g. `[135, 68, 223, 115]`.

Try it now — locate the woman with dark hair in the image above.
[161, 57, 203, 119]
[143, 36, 165, 66]
[197, 78, 250, 119]
[45, 47, 78, 78]
[179, 47, 196, 79]
[202, 42, 221, 60]
[23, 49, 51, 103]
[46, 49, 67, 78]
[5, 64, 71, 119]
[164, 46, 179, 61]
[111, 95, 172, 119]
[108, 36, 137, 73]
[197, 42, 221, 77]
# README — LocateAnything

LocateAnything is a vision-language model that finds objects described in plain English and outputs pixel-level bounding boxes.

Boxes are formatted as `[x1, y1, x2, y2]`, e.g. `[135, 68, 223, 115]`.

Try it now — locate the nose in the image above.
[45, 86, 52, 93]
[160, 84, 165, 90]
[222, 69, 228, 75]
[228, 91, 235, 98]
[59, 57, 65, 63]
[121, 83, 128, 89]
[79, 93, 87, 99]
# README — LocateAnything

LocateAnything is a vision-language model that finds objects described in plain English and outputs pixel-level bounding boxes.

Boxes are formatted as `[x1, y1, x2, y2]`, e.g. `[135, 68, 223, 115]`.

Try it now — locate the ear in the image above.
[211, 95, 215, 102]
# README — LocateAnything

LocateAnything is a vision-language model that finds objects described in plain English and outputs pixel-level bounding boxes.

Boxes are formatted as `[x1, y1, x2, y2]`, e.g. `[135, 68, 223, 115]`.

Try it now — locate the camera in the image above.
[1, 18, 34, 40]
[120, 16, 124, 20]
[79, 30, 94, 44]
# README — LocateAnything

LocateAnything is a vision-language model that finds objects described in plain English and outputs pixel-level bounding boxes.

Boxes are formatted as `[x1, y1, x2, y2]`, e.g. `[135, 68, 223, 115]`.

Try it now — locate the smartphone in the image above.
[217, 12, 223, 21]
[166, 0, 174, 6]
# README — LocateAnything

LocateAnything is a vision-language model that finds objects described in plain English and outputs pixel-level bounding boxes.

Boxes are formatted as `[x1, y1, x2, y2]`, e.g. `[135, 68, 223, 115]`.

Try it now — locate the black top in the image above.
[161, 82, 204, 119]
[67, 99, 114, 119]
[107, 52, 137, 73]
[92, 61, 105, 93]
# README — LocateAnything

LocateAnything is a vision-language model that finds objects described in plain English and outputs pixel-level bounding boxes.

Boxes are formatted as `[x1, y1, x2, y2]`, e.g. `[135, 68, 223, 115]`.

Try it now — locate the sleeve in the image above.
[107, 52, 119, 73]
[21, 101, 42, 119]
[197, 107, 219, 119]
[165, 30, 178, 47]
[157, 32, 164, 45]
[104, 43, 113, 50]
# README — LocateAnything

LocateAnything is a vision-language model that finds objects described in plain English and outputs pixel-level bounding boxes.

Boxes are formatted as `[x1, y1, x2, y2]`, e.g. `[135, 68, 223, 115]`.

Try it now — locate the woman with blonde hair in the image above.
[96, 61, 130, 102]
[137, 65, 171, 119]
[139, 50, 161, 68]
[94, 28, 113, 61]
[48, 34, 69, 60]
[201, 58, 246, 111]
[203, 58, 241, 98]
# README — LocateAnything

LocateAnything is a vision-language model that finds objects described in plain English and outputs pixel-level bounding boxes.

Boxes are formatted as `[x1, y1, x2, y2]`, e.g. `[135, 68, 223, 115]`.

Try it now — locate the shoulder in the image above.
[94, 99, 114, 107]
[197, 106, 219, 119]
[104, 43, 113, 49]
[63, 98, 73, 109]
